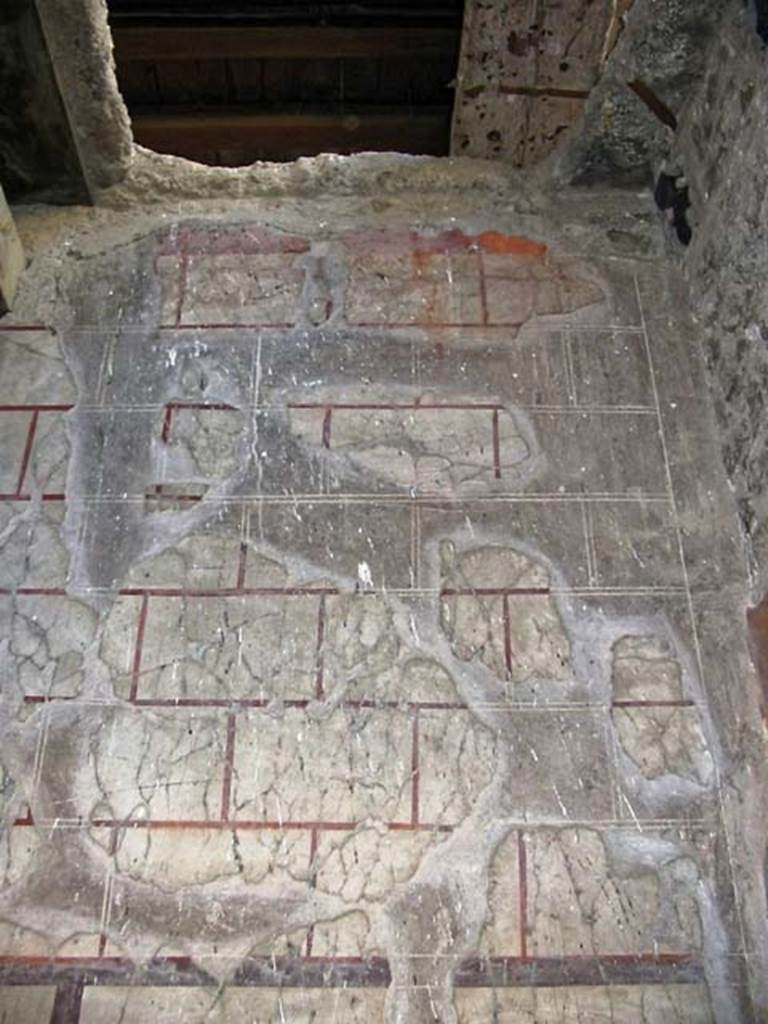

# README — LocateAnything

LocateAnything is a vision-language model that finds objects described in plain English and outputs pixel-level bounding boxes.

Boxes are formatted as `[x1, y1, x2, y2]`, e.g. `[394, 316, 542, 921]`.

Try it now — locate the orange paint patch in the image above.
[476, 231, 548, 257]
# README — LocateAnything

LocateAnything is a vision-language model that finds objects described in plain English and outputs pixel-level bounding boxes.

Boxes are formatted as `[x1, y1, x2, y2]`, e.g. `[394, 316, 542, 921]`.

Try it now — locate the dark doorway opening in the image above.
[107, 1, 464, 165]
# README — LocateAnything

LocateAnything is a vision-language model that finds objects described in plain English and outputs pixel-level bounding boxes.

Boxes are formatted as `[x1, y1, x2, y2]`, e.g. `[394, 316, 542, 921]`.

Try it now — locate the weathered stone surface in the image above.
[0, 187, 24, 313]
[451, 0, 616, 166]
[0, 2, 89, 203]
[0, 195, 764, 1021]
[667, 1, 768, 597]
[552, 0, 728, 185]
[34, 0, 133, 195]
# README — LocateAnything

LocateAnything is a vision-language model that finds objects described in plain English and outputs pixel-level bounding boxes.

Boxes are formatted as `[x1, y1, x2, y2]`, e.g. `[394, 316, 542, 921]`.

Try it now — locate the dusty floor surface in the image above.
[0, 185, 764, 1022]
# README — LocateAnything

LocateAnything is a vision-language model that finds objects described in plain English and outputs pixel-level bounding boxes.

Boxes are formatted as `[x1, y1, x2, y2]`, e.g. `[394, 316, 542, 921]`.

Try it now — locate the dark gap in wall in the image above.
[0, 0, 90, 202]
[654, 172, 692, 246]
[107, 0, 465, 164]
[754, 0, 768, 42]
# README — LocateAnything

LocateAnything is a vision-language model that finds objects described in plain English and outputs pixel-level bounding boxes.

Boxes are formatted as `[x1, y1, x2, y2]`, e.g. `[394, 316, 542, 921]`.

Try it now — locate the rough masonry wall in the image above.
[551, 0, 727, 186]
[668, 1, 768, 591]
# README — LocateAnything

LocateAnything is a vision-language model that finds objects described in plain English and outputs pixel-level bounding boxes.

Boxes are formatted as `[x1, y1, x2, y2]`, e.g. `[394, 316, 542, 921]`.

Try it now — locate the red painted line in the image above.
[321, 407, 333, 449]
[98, 830, 119, 958]
[0, 404, 73, 412]
[118, 586, 340, 598]
[129, 594, 149, 702]
[236, 540, 248, 590]
[0, 492, 65, 503]
[503, 593, 513, 679]
[478, 251, 489, 326]
[15, 411, 39, 496]
[0, 324, 54, 333]
[518, 832, 528, 959]
[314, 594, 327, 699]
[220, 712, 237, 822]
[410, 711, 420, 827]
[1, 587, 67, 596]
[499, 83, 590, 100]
[175, 237, 190, 327]
[160, 404, 174, 443]
[492, 407, 502, 480]
[612, 700, 695, 708]
[305, 827, 320, 957]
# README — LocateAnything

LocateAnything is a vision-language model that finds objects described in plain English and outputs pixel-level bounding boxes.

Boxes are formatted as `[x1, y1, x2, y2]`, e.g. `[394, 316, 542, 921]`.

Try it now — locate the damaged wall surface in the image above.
[0, 0, 768, 1021]
[0, 179, 766, 1021]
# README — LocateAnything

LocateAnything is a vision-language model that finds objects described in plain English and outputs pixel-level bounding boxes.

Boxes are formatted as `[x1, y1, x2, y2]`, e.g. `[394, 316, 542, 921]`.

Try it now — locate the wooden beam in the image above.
[130, 110, 449, 163]
[113, 25, 459, 62]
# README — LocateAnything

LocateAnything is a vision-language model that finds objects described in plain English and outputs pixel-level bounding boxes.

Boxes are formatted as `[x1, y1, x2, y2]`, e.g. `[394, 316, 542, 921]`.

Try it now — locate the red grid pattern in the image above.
[0, 404, 72, 502]
[157, 227, 311, 330]
[0, 299, 704, 1011]
[2, 576, 704, 1010]
[156, 227, 558, 330]
[290, 400, 508, 480]
[148, 400, 240, 503]
[8, 578, 578, 846]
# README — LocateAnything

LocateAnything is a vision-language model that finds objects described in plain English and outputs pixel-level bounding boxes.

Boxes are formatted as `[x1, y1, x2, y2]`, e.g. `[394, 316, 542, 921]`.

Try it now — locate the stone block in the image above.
[0, 186, 24, 314]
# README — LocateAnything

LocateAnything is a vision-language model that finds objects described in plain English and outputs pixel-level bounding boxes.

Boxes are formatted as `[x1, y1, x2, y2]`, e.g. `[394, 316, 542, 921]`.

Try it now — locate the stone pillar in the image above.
[0, 186, 24, 314]
[34, 0, 133, 197]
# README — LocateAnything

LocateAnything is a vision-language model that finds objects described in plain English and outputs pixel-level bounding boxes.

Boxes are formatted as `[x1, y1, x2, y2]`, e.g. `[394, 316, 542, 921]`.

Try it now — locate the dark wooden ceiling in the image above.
[107, 1, 464, 165]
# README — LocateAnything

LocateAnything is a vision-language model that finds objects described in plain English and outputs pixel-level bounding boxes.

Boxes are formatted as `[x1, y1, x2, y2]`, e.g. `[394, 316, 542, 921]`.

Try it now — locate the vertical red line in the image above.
[518, 831, 528, 959]
[236, 540, 248, 590]
[50, 976, 85, 1024]
[160, 404, 174, 443]
[410, 710, 420, 827]
[220, 712, 237, 822]
[15, 410, 39, 496]
[492, 408, 502, 480]
[502, 593, 513, 680]
[321, 407, 333, 449]
[478, 250, 489, 326]
[305, 826, 320, 957]
[154, 405, 175, 497]
[175, 237, 190, 327]
[98, 829, 119, 957]
[314, 594, 327, 699]
[129, 594, 149, 702]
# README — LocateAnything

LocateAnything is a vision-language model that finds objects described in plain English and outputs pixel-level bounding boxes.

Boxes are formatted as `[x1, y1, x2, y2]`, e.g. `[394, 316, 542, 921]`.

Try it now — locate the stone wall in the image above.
[669, 1, 768, 592]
